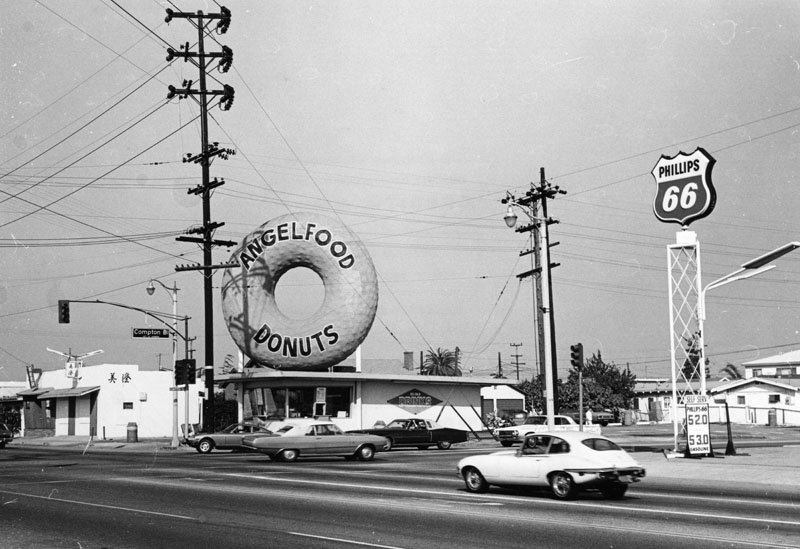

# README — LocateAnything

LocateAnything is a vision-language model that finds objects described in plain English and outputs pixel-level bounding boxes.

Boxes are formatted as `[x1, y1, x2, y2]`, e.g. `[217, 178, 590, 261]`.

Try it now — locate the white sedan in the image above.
[457, 431, 645, 500]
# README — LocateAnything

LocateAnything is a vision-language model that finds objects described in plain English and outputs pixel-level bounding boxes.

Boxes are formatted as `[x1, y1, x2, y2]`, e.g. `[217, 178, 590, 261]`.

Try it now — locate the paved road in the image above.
[1, 435, 798, 548]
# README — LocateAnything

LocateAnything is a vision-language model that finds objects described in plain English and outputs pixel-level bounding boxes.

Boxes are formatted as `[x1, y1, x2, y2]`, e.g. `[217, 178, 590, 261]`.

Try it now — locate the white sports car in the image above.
[457, 431, 645, 500]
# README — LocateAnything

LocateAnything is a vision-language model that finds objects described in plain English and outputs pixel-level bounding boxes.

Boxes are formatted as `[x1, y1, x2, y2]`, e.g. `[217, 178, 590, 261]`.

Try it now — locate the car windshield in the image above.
[523, 416, 547, 425]
[221, 423, 240, 433]
[582, 438, 622, 451]
[385, 420, 409, 429]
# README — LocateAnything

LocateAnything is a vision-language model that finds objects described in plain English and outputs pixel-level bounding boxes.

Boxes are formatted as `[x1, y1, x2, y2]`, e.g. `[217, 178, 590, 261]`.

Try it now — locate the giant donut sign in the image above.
[221, 212, 379, 371]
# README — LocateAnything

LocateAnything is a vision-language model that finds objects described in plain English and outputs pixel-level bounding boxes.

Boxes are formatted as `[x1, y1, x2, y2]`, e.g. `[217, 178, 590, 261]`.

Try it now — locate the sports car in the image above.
[186, 421, 273, 454]
[457, 431, 645, 499]
[348, 418, 470, 450]
[242, 421, 389, 462]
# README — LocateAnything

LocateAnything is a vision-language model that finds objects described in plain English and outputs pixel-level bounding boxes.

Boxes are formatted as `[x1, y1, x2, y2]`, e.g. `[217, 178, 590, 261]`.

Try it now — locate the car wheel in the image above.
[599, 420, 609, 427]
[549, 471, 577, 500]
[437, 441, 452, 450]
[385, 438, 394, 451]
[196, 439, 214, 454]
[279, 449, 299, 462]
[356, 445, 375, 461]
[500, 441, 513, 447]
[462, 467, 489, 493]
[600, 483, 628, 499]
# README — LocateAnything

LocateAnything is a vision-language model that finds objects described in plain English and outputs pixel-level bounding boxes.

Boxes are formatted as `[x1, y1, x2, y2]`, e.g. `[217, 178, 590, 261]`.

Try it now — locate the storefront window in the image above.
[253, 385, 353, 419]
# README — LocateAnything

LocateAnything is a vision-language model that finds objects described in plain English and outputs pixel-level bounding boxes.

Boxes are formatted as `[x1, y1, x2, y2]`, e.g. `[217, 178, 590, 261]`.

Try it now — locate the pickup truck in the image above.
[494, 414, 601, 446]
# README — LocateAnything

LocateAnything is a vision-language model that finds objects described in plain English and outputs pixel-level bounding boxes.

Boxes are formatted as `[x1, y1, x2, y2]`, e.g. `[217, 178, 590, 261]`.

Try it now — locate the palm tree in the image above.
[421, 347, 462, 376]
[721, 363, 743, 380]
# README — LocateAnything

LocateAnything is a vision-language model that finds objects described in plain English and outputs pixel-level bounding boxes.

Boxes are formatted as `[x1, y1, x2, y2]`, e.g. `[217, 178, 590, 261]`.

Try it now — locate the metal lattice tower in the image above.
[666, 230, 703, 450]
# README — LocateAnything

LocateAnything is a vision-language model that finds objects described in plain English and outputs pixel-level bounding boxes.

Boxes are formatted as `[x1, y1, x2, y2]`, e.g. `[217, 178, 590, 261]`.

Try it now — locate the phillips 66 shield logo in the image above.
[651, 147, 716, 226]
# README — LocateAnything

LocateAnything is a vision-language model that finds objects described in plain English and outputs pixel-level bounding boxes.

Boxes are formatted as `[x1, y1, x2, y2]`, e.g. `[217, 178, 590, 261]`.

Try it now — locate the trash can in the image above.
[767, 408, 777, 427]
[126, 422, 139, 443]
[622, 410, 634, 426]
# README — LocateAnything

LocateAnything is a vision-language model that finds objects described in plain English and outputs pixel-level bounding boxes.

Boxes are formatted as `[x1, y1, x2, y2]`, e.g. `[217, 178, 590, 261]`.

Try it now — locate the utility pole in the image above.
[165, 7, 238, 432]
[509, 343, 524, 381]
[501, 167, 566, 425]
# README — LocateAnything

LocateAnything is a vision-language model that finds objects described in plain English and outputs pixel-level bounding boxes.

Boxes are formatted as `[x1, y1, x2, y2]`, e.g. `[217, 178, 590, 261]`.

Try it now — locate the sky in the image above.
[2, 1, 800, 385]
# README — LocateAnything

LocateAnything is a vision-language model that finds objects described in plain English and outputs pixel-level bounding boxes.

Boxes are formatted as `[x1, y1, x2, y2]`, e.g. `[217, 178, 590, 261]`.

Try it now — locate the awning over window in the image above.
[34, 386, 101, 400]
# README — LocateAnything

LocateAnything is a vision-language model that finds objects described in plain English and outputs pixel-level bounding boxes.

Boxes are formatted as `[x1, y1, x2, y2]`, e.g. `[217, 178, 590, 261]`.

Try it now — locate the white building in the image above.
[742, 350, 800, 379]
[16, 363, 202, 439]
[218, 368, 518, 434]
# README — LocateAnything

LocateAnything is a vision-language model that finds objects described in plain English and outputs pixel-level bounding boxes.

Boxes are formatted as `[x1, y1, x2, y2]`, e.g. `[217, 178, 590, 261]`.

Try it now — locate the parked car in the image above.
[348, 418, 470, 450]
[495, 415, 601, 446]
[0, 423, 14, 448]
[457, 431, 646, 500]
[186, 422, 273, 454]
[242, 422, 389, 462]
[561, 408, 615, 427]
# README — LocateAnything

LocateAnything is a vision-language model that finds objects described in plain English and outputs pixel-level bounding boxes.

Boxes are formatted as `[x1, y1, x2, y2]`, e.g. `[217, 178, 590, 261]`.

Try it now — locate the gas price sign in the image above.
[684, 394, 711, 456]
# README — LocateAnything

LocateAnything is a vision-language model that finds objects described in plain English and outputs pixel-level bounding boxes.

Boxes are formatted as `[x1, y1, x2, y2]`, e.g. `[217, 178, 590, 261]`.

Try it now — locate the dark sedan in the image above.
[349, 418, 470, 450]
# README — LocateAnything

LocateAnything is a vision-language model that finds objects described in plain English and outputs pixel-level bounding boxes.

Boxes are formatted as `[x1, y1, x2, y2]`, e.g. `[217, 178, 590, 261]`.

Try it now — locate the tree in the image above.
[681, 331, 710, 381]
[681, 331, 702, 381]
[421, 347, 462, 376]
[721, 362, 743, 380]
[560, 351, 637, 412]
[517, 375, 564, 415]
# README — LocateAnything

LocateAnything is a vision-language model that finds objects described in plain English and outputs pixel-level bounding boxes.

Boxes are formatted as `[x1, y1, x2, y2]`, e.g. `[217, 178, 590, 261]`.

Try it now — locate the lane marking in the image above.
[288, 532, 407, 549]
[0, 489, 197, 521]
[221, 472, 800, 527]
[637, 489, 800, 508]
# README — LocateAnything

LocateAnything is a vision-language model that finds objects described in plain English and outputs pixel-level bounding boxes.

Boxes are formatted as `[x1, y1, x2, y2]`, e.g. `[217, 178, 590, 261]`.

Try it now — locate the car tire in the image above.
[462, 467, 489, 493]
[549, 471, 577, 500]
[600, 483, 628, 499]
[196, 439, 214, 454]
[356, 445, 375, 461]
[599, 420, 609, 427]
[500, 441, 513, 447]
[279, 449, 299, 462]
[437, 441, 452, 450]
[385, 438, 394, 451]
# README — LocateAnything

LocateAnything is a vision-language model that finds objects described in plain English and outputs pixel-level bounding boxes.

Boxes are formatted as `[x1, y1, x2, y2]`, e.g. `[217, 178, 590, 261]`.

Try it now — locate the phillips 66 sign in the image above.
[651, 147, 716, 226]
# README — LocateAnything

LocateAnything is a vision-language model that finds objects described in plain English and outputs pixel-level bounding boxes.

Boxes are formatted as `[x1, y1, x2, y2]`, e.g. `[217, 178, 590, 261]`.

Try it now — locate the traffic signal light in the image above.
[58, 300, 70, 324]
[174, 359, 197, 385]
[570, 343, 583, 370]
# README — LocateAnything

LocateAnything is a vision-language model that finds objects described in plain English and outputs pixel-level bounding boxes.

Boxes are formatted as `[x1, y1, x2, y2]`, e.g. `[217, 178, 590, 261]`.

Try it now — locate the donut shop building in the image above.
[217, 366, 518, 433]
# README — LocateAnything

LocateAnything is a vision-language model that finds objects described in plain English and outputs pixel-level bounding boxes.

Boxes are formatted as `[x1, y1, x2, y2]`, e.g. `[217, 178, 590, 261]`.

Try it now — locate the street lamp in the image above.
[697, 242, 800, 395]
[147, 279, 180, 449]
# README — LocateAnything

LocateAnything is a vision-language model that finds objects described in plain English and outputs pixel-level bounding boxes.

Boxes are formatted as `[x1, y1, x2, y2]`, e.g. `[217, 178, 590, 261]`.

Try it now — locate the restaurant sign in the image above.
[387, 389, 442, 414]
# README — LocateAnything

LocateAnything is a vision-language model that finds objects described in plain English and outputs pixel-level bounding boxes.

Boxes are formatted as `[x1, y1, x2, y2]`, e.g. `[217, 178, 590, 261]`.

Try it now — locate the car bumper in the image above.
[567, 467, 646, 485]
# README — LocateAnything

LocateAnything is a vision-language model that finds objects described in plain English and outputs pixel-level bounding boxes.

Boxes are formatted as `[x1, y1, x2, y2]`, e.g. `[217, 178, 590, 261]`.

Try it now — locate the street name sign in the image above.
[132, 328, 170, 338]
